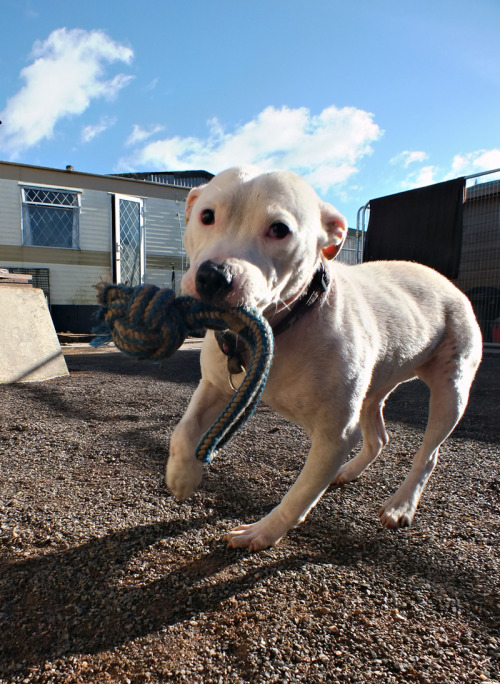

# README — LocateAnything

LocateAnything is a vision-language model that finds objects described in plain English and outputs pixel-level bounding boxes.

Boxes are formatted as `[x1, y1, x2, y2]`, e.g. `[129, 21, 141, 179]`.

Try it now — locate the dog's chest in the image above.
[261, 347, 332, 429]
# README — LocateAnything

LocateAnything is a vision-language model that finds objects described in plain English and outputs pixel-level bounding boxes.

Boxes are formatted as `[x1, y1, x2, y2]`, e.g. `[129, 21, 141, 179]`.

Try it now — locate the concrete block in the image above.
[0, 286, 69, 383]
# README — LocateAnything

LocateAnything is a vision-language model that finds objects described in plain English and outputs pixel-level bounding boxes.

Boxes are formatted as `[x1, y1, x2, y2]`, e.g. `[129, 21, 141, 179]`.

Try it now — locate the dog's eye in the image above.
[268, 222, 290, 240]
[200, 209, 215, 225]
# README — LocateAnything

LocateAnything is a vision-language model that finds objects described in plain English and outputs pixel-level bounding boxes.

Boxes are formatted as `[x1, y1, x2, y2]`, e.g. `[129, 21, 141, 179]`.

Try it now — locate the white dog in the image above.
[166, 166, 482, 551]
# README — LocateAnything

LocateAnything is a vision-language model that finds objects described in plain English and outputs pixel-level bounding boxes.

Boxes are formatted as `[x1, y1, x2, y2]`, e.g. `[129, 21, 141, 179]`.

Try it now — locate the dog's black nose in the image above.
[195, 260, 233, 303]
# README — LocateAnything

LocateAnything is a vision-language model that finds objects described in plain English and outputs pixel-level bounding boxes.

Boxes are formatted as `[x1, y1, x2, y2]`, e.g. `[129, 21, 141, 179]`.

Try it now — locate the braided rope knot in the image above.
[92, 283, 274, 463]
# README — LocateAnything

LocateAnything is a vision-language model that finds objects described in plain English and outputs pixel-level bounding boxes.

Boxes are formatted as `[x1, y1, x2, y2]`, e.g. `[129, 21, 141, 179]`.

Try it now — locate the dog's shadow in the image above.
[1, 507, 496, 674]
[1, 518, 228, 669]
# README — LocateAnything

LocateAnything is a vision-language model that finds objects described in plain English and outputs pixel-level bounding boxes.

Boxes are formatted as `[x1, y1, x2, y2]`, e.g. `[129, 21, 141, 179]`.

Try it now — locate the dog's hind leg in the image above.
[378, 349, 479, 529]
[332, 391, 390, 485]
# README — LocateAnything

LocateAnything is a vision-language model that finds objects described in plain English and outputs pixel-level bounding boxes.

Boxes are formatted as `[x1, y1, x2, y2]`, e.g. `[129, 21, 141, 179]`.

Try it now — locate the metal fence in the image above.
[356, 168, 500, 346]
[7, 267, 50, 305]
[458, 172, 500, 344]
[336, 228, 364, 266]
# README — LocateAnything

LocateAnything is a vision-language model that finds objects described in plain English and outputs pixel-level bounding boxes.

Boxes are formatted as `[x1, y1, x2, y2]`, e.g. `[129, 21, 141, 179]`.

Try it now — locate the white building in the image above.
[0, 161, 211, 333]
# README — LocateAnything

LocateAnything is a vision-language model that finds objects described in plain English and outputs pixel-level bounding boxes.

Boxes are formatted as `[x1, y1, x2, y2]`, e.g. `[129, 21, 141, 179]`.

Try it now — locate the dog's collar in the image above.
[215, 263, 330, 376]
[270, 262, 330, 336]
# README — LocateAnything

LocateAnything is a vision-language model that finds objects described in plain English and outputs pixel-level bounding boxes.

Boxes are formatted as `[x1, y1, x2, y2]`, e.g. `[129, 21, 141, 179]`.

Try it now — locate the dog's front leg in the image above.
[224, 430, 356, 551]
[167, 378, 231, 500]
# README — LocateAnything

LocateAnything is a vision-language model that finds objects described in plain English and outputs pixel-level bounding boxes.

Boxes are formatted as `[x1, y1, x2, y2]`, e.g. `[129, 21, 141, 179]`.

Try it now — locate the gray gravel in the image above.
[0, 344, 499, 683]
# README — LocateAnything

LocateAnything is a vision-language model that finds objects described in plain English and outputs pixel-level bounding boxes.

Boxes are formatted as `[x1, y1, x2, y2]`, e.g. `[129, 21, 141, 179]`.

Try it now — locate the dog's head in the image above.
[181, 166, 347, 314]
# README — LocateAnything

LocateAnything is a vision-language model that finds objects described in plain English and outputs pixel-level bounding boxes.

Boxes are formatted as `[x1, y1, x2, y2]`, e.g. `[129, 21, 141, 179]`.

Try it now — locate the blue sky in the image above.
[1, 0, 499, 226]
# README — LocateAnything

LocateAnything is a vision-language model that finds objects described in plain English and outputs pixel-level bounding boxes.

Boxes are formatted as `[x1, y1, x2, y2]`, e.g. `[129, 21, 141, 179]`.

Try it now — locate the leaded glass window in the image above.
[22, 186, 80, 249]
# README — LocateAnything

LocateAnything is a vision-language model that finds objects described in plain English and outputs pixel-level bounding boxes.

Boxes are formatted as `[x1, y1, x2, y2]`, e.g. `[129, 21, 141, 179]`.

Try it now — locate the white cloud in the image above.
[0, 28, 133, 158]
[401, 165, 438, 189]
[449, 149, 500, 177]
[125, 123, 165, 146]
[119, 105, 383, 193]
[144, 77, 159, 91]
[398, 147, 500, 190]
[81, 116, 116, 143]
[391, 150, 428, 168]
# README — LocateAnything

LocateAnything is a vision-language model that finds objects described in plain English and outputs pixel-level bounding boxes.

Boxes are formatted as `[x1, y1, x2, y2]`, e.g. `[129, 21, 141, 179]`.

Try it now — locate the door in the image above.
[113, 195, 144, 286]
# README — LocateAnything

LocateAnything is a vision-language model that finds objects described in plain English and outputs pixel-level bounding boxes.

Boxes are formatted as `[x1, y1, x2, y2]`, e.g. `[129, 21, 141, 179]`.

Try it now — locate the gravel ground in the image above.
[0, 343, 498, 683]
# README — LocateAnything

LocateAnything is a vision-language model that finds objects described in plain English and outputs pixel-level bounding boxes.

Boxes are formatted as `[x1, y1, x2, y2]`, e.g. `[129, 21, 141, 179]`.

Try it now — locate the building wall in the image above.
[457, 192, 500, 292]
[0, 178, 21, 247]
[0, 180, 113, 306]
[455, 181, 500, 342]
[79, 189, 112, 253]
[0, 161, 190, 332]
[143, 195, 186, 290]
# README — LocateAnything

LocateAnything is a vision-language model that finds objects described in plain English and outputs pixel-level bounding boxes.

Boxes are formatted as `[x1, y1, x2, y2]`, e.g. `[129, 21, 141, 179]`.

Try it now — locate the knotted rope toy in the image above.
[91, 283, 274, 463]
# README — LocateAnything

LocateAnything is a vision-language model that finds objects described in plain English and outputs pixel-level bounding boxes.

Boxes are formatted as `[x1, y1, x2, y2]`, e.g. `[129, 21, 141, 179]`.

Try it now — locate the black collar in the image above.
[270, 262, 330, 336]
[215, 262, 330, 375]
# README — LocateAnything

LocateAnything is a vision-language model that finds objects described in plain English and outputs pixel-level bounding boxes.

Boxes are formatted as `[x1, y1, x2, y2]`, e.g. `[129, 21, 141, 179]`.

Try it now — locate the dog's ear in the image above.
[184, 185, 206, 224]
[319, 202, 348, 260]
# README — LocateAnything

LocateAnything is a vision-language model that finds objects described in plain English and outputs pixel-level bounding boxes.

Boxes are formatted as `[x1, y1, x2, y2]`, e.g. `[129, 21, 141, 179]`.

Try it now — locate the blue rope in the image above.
[91, 283, 274, 462]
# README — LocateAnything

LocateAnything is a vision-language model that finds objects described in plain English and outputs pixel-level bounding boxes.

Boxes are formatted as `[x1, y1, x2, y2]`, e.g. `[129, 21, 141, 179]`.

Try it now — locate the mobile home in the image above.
[0, 161, 211, 333]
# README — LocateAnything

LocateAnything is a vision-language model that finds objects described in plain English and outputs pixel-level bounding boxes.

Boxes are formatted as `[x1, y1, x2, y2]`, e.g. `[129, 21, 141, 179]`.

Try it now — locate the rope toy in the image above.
[91, 283, 274, 463]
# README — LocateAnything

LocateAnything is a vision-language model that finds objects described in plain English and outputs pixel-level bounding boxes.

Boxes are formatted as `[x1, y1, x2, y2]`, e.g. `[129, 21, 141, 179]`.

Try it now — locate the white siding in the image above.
[144, 196, 185, 257]
[48, 264, 112, 305]
[1, 170, 190, 304]
[1, 183, 113, 305]
[143, 196, 187, 289]
[145, 268, 185, 293]
[79, 189, 112, 252]
[0, 181, 113, 252]
[3, 260, 112, 305]
[0, 179, 22, 246]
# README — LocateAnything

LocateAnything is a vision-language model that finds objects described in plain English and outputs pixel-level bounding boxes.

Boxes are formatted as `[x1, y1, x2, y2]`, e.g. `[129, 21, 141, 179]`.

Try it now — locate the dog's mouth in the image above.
[191, 258, 270, 311]
[190, 257, 329, 333]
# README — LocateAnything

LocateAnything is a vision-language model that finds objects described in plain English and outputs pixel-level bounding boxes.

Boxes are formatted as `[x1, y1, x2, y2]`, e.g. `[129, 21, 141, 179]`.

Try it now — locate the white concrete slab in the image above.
[0, 286, 69, 383]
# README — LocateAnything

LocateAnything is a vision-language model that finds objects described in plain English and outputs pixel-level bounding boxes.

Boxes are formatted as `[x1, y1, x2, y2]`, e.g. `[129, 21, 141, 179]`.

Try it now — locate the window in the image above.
[22, 186, 80, 249]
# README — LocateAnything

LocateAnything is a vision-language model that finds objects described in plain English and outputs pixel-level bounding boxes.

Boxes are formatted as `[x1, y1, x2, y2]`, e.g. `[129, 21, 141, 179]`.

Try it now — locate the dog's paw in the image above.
[166, 455, 203, 501]
[331, 462, 360, 485]
[224, 514, 287, 551]
[378, 496, 415, 529]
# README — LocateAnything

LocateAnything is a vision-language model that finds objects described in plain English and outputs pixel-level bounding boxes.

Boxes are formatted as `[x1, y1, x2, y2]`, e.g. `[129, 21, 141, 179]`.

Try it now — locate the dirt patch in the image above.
[0, 346, 498, 683]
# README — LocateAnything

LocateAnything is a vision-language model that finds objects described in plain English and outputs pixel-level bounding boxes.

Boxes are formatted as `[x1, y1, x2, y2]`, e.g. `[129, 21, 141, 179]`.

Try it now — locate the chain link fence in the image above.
[356, 169, 500, 346]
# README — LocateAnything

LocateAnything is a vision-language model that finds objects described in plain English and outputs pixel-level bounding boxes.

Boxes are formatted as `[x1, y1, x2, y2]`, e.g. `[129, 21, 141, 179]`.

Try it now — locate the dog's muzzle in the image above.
[195, 260, 234, 304]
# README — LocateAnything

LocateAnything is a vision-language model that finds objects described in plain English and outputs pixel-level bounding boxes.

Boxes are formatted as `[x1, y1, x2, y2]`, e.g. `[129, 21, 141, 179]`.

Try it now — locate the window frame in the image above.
[21, 184, 81, 250]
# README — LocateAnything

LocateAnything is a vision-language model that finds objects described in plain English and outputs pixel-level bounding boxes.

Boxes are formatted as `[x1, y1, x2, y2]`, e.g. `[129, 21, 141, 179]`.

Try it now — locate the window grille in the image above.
[7, 267, 50, 305]
[21, 186, 80, 249]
